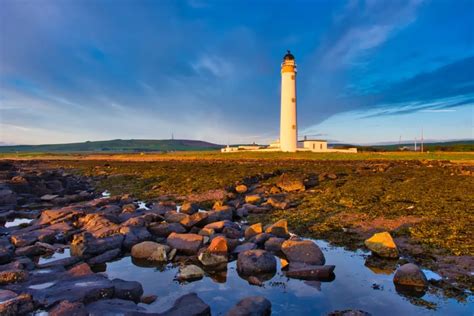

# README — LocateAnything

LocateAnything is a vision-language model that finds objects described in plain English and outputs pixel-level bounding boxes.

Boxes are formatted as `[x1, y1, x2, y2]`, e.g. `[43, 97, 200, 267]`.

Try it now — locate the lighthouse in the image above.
[280, 50, 297, 152]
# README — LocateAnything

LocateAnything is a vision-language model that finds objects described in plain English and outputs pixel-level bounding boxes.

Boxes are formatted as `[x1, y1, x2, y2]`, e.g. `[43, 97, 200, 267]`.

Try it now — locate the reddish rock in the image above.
[167, 233, 203, 255]
[245, 223, 262, 239]
[208, 236, 228, 255]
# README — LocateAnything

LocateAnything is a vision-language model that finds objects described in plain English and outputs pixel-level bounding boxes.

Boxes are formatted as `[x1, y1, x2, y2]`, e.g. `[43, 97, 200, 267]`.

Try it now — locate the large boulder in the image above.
[111, 278, 144, 302]
[225, 296, 271, 316]
[131, 241, 169, 262]
[281, 240, 325, 265]
[393, 263, 428, 287]
[237, 250, 276, 275]
[158, 292, 210, 316]
[167, 233, 203, 255]
[70, 233, 124, 257]
[364, 232, 399, 258]
[264, 220, 289, 238]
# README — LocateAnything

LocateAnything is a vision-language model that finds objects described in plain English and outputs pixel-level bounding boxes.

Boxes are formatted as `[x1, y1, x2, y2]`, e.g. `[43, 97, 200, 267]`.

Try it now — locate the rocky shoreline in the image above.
[0, 161, 470, 315]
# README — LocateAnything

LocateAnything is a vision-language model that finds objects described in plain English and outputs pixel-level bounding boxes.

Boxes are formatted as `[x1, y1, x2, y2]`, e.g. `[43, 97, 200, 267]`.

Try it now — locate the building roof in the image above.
[283, 50, 295, 61]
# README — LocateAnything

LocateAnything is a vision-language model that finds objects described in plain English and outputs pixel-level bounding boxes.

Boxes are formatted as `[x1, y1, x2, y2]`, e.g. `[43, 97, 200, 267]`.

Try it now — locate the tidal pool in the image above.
[4, 217, 33, 228]
[104, 240, 473, 315]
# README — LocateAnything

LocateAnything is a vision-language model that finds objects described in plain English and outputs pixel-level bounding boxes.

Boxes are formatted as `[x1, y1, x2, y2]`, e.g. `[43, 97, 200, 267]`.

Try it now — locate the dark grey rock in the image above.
[158, 293, 210, 316]
[225, 296, 271, 316]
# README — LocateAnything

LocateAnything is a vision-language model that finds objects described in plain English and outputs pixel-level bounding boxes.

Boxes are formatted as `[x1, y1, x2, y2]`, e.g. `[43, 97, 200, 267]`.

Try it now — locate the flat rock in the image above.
[276, 174, 305, 192]
[225, 296, 271, 316]
[49, 300, 87, 316]
[285, 262, 335, 280]
[131, 241, 169, 262]
[281, 240, 325, 265]
[87, 248, 121, 265]
[167, 233, 203, 255]
[177, 265, 205, 282]
[264, 237, 285, 252]
[112, 278, 144, 302]
[0, 292, 34, 315]
[148, 222, 186, 237]
[70, 233, 123, 257]
[86, 299, 147, 315]
[364, 232, 399, 258]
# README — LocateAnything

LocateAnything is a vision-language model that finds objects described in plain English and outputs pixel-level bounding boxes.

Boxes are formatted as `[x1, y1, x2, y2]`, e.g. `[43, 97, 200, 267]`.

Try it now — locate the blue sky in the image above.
[0, 0, 473, 145]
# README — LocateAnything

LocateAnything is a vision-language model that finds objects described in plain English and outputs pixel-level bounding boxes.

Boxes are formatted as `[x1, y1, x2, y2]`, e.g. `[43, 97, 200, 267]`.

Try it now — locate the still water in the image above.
[101, 240, 473, 316]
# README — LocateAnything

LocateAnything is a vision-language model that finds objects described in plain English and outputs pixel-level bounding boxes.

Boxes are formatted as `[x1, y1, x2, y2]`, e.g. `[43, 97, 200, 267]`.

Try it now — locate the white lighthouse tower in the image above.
[280, 50, 297, 152]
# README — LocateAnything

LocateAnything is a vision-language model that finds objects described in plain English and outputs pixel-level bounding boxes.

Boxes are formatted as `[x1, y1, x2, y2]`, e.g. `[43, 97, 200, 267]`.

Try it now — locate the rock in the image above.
[131, 241, 169, 262]
[0, 269, 28, 285]
[177, 264, 205, 281]
[245, 194, 262, 204]
[86, 299, 147, 315]
[285, 262, 335, 280]
[158, 292, 210, 316]
[180, 212, 209, 229]
[148, 222, 186, 237]
[364, 232, 399, 258]
[327, 310, 371, 316]
[67, 263, 94, 277]
[180, 202, 199, 215]
[225, 296, 271, 316]
[249, 233, 271, 246]
[233, 243, 257, 254]
[204, 220, 236, 232]
[245, 223, 262, 240]
[0, 189, 17, 209]
[223, 226, 242, 239]
[41, 194, 59, 201]
[141, 294, 157, 304]
[79, 213, 120, 238]
[281, 240, 325, 265]
[205, 207, 233, 224]
[247, 276, 263, 286]
[49, 300, 87, 316]
[122, 203, 137, 213]
[393, 263, 428, 287]
[265, 197, 290, 210]
[112, 278, 144, 302]
[15, 243, 52, 257]
[235, 184, 248, 194]
[87, 248, 121, 265]
[264, 237, 285, 252]
[276, 174, 305, 192]
[70, 233, 124, 257]
[237, 250, 276, 275]
[199, 227, 215, 236]
[0, 238, 14, 264]
[120, 226, 152, 250]
[167, 233, 203, 255]
[264, 219, 289, 238]
[165, 211, 189, 224]
[198, 251, 227, 267]
[0, 291, 34, 315]
[208, 236, 228, 255]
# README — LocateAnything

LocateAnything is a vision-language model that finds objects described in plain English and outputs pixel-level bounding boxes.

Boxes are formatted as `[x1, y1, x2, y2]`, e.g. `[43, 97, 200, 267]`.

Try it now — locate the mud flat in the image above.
[0, 158, 472, 315]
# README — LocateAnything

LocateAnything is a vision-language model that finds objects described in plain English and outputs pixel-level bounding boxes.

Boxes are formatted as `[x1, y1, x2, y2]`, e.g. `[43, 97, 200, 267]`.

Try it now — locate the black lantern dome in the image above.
[283, 50, 295, 61]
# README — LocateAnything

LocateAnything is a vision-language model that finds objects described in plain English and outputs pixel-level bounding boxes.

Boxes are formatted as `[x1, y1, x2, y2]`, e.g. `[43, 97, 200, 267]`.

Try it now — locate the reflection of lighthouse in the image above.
[280, 50, 297, 152]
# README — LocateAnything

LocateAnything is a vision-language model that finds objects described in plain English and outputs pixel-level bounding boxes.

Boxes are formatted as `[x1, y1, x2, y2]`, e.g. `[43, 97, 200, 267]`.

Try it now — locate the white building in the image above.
[221, 50, 357, 154]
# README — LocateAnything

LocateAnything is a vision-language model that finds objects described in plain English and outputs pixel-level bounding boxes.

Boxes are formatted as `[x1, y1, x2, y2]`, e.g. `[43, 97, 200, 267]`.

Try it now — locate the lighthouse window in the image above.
[292, 125, 296, 130]
[291, 75, 295, 80]
[320, 144, 323, 150]
[291, 98, 295, 102]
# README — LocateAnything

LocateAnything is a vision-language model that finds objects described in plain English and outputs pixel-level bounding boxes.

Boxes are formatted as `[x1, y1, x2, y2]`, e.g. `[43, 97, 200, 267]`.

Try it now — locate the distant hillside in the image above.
[333, 140, 474, 152]
[0, 139, 222, 153]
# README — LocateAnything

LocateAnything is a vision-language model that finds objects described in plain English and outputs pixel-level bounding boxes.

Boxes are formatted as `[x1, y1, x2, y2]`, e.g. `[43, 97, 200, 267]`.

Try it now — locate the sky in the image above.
[0, 0, 473, 145]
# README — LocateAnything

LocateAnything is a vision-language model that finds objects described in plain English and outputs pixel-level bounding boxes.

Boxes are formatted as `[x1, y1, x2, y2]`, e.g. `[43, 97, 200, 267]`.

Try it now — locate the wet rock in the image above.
[327, 310, 371, 316]
[37, 207, 84, 225]
[15, 243, 53, 257]
[276, 174, 305, 192]
[285, 262, 335, 280]
[364, 232, 399, 258]
[0, 238, 14, 264]
[264, 219, 289, 238]
[225, 296, 271, 316]
[180, 202, 199, 215]
[67, 263, 94, 277]
[86, 299, 147, 315]
[112, 278, 144, 302]
[0, 269, 28, 285]
[38, 256, 82, 269]
[148, 222, 186, 237]
[233, 243, 257, 254]
[120, 226, 152, 250]
[158, 292, 210, 316]
[249, 233, 271, 247]
[198, 251, 227, 267]
[393, 263, 428, 288]
[281, 240, 325, 265]
[131, 241, 169, 262]
[245, 223, 262, 240]
[0, 189, 17, 209]
[87, 248, 121, 265]
[79, 213, 120, 238]
[49, 300, 87, 316]
[28, 274, 115, 308]
[0, 291, 34, 315]
[244, 194, 262, 204]
[167, 233, 203, 255]
[70, 233, 124, 257]
[237, 250, 276, 275]
[235, 184, 248, 194]
[177, 264, 205, 281]
[264, 237, 285, 252]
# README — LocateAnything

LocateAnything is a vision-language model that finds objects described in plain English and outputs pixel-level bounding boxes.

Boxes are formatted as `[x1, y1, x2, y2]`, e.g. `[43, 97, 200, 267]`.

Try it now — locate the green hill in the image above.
[333, 140, 474, 152]
[0, 139, 222, 153]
